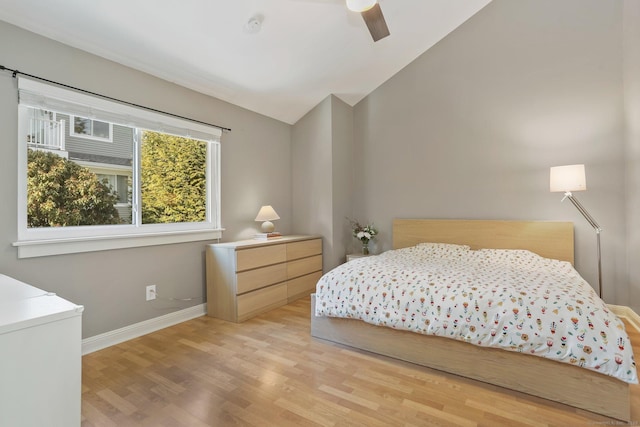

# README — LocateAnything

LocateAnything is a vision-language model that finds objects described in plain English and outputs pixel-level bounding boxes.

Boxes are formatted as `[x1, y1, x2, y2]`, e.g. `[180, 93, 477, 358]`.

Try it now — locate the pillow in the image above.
[416, 242, 471, 251]
[413, 242, 471, 260]
[474, 248, 571, 270]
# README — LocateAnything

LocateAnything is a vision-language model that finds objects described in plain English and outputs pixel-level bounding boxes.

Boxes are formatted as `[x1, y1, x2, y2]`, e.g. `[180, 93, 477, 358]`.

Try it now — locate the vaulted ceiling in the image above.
[0, 0, 491, 124]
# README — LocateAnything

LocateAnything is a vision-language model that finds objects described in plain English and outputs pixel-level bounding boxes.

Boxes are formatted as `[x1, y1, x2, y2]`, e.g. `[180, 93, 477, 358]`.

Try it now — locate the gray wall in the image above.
[330, 96, 355, 264]
[0, 20, 292, 338]
[291, 96, 332, 243]
[291, 95, 355, 271]
[624, 0, 640, 314]
[351, 0, 634, 306]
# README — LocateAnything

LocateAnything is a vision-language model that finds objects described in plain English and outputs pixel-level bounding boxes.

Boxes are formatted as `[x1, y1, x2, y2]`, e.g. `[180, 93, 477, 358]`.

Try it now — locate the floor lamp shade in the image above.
[550, 164, 586, 193]
[255, 205, 280, 233]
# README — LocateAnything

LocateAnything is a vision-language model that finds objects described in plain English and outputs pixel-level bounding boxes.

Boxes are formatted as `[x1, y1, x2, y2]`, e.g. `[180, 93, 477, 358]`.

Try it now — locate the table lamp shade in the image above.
[550, 164, 586, 193]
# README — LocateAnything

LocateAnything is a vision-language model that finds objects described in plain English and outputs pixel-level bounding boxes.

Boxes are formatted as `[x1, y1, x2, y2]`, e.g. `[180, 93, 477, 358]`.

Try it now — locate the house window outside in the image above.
[70, 116, 113, 141]
[97, 173, 130, 204]
[15, 77, 222, 257]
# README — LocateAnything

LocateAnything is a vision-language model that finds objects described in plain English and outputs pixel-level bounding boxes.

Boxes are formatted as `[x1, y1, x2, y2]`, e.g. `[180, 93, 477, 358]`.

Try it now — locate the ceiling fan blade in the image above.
[361, 3, 389, 42]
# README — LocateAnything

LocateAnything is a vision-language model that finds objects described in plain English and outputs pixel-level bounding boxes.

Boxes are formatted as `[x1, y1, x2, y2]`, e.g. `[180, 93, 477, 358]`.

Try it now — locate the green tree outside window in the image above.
[27, 149, 121, 227]
[140, 131, 207, 224]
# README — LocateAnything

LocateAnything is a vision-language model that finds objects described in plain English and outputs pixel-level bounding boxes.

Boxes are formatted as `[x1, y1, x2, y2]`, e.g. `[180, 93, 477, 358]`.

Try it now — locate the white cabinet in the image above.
[0, 274, 84, 427]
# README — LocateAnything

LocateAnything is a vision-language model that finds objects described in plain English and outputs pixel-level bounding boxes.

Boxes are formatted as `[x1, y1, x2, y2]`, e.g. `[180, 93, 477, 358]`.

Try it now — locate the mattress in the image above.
[315, 243, 638, 384]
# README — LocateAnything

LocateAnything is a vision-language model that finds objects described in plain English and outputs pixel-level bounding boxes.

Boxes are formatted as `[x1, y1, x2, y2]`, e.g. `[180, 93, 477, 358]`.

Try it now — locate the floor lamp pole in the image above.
[564, 192, 603, 299]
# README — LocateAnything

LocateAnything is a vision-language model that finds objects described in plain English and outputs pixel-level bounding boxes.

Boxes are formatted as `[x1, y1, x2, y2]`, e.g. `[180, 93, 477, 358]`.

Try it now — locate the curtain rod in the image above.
[0, 65, 231, 133]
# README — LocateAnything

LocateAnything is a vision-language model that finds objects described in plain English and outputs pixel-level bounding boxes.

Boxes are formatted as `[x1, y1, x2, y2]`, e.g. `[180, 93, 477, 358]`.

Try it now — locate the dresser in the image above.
[206, 235, 322, 322]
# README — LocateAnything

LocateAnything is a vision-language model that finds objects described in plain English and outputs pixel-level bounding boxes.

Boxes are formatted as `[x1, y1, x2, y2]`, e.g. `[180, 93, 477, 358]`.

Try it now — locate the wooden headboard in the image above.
[392, 219, 574, 264]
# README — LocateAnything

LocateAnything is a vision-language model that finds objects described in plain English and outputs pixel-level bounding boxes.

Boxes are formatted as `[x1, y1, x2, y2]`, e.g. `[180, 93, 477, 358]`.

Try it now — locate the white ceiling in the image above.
[0, 0, 491, 124]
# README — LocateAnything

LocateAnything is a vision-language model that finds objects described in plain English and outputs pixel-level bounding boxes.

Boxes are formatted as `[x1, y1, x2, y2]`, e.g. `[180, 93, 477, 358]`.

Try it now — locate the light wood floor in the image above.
[82, 297, 640, 426]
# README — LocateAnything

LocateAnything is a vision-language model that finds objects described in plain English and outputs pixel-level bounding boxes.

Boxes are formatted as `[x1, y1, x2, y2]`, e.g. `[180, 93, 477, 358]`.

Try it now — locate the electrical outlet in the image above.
[146, 285, 156, 301]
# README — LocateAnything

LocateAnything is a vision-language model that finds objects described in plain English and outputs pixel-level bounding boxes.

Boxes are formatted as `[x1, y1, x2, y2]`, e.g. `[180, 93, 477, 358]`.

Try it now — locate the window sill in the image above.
[13, 229, 223, 258]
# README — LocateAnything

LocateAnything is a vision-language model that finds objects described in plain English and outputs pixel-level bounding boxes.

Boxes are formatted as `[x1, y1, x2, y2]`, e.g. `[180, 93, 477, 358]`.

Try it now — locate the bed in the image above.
[310, 219, 637, 421]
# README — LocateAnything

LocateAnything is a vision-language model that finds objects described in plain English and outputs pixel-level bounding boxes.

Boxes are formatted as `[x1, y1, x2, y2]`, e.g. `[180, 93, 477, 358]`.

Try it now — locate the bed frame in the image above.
[311, 219, 630, 421]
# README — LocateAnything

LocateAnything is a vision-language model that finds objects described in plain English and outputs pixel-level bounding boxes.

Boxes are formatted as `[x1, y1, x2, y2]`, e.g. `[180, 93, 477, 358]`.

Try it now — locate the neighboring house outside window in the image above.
[16, 77, 222, 258]
[63, 111, 134, 222]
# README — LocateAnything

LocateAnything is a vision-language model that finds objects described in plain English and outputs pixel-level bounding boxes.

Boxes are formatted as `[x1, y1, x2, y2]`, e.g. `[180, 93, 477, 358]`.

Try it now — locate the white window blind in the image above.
[18, 77, 222, 143]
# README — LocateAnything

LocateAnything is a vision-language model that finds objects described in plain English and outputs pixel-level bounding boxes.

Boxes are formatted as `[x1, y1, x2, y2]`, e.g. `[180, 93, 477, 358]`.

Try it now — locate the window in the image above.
[70, 116, 113, 141]
[15, 78, 222, 258]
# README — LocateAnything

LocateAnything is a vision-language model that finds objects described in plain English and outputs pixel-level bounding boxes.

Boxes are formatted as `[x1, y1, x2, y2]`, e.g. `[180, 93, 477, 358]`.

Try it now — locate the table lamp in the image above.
[255, 205, 280, 233]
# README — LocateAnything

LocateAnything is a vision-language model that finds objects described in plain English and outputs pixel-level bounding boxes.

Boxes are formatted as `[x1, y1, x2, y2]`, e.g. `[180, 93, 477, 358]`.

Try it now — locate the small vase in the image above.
[362, 242, 369, 255]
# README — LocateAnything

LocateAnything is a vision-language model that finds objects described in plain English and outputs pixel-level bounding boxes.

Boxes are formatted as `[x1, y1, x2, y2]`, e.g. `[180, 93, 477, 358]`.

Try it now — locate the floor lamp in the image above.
[550, 164, 603, 299]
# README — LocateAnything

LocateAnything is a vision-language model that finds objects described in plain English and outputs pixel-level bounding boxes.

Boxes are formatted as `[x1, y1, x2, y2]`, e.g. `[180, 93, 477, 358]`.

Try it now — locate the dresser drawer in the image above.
[287, 271, 322, 302]
[237, 283, 287, 322]
[286, 239, 322, 261]
[236, 244, 286, 272]
[237, 263, 287, 294]
[287, 254, 322, 279]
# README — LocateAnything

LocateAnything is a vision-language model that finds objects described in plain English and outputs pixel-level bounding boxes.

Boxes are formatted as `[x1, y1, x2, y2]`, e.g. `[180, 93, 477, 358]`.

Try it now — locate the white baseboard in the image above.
[608, 304, 640, 332]
[82, 303, 207, 355]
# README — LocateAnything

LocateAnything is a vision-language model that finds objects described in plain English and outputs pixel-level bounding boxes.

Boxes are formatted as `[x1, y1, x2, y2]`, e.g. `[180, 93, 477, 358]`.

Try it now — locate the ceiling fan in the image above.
[346, 0, 390, 42]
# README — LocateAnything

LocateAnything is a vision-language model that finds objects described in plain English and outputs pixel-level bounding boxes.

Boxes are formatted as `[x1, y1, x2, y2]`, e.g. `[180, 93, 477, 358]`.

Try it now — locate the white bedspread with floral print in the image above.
[315, 243, 638, 384]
